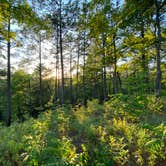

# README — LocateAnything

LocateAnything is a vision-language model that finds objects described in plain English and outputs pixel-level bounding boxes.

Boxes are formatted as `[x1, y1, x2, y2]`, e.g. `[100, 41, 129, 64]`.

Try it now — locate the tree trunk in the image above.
[154, 0, 162, 96]
[76, 40, 80, 102]
[39, 35, 42, 107]
[54, 25, 59, 102]
[59, 0, 65, 104]
[6, 18, 11, 126]
[102, 36, 107, 100]
[69, 48, 73, 104]
[141, 21, 149, 88]
[117, 72, 122, 91]
[28, 78, 33, 117]
[113, 35, 118, 94]
[82, 1, 87, 105]
[82, 30, 86, 105]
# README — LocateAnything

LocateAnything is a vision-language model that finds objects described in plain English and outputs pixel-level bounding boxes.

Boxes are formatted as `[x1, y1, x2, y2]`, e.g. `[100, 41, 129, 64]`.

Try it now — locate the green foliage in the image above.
[11, 70, 30, 122]
[0, 95, 165, 165]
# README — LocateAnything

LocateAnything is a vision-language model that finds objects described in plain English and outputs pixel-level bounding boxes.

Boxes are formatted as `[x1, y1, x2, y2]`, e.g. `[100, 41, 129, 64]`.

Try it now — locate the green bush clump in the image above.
[0, 95, 165, 165]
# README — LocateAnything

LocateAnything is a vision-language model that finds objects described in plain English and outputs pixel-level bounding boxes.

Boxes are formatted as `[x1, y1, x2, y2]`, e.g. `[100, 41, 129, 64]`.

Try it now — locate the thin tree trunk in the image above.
[59, 0, 65, 104]
[6, 18, 11, 126]
[154, 0, 162, 96]
[82, 30, 86, 105]
[55, 56, 59, 102]
[55, 25, 59, 102]
[117, 72, 122, 91]
[28, 78, 33, 117]
[113, 35, 118, 94]
[76, 41, 80, 102]
[102, 36, 107, 100]
[54, 58, 58, 102]
[39, 35, 42, 107]
[141, 21, 149, 88]
[82, 1, 87, 105]
[69, 49, 73, 104]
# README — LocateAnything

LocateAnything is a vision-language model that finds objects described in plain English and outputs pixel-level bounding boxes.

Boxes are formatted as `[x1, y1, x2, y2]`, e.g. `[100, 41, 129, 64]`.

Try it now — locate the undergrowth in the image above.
[0, 94, 165, 165]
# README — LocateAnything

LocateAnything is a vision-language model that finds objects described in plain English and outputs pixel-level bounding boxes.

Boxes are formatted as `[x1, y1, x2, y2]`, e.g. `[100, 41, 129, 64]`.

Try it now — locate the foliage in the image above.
[0, 0, 166, 165]
[0, 95, 165, 165]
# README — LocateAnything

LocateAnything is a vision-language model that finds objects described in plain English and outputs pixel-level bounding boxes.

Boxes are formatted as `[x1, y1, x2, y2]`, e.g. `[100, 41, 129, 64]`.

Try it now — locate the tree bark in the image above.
[113, 35, 118, 94]
[55, 25, 59, 102]
[117, 72, 122, 91]
[6, 18, 11, 126]
[28, 78, 33, 117]
[141, 21, 149, 88]
[154, 0, 162, 96]
[76, 40, 80, 102]
[82, 31, 86, 105]
[59, 0, 65, 104]
[39, 35, 42, 107]
[102, 36, 107, 100]
[69, 48, 73, 104]
[82, 1, 87, 105]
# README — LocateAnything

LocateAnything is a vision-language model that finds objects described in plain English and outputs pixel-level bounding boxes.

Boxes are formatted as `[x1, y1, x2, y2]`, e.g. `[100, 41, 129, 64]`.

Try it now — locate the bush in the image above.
[0, 95, 165, 165]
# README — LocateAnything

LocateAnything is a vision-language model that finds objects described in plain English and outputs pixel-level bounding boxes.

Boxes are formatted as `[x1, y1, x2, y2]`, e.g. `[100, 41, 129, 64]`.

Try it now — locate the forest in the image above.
[0, 0, 166, 165]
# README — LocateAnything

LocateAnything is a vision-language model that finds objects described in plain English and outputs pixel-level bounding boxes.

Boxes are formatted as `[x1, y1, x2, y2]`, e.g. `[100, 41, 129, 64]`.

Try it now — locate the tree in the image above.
[78, 0, 89, 105]
[11, 70, 30, 122]
[0, 0, 43, 126]
[154, 0, 165, 96]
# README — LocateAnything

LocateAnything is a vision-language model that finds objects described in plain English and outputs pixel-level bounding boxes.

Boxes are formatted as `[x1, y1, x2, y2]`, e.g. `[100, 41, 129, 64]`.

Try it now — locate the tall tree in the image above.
[154, 0, 165, 96]
[0, 0, 43, 126]
[81, 0, 88, 105]
[39, 34, 42, 107]
[59, 0, 65, 104]
[6, 14, 11, 126]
